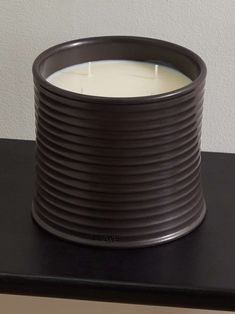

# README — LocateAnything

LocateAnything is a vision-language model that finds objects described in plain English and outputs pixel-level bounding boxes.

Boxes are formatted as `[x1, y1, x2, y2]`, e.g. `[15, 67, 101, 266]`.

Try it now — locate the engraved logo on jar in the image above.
[89, 234, 120, 242]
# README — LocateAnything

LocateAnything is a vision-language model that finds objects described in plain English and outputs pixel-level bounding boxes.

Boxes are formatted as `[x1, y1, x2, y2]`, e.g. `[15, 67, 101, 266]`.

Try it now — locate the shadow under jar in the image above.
[32, 36, 207, 248]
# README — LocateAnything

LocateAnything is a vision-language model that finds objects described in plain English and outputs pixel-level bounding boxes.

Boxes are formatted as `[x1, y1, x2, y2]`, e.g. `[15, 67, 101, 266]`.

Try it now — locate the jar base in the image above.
[32, 201, 206, 249]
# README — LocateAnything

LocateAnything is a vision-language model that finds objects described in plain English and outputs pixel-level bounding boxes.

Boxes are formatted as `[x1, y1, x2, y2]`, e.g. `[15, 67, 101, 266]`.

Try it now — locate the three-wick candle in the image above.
[47, 60, 191, 97]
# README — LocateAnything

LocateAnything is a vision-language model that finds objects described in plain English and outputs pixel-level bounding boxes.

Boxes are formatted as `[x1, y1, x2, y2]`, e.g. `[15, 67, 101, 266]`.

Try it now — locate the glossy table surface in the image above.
[0, 139, 235, 311]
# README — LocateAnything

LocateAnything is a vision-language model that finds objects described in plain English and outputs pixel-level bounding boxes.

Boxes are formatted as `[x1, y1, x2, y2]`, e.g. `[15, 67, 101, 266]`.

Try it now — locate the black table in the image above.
[0, 139, 235, 311]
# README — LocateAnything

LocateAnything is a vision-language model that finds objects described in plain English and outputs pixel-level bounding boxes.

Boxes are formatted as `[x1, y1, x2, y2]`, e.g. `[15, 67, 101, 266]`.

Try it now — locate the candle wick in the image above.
[154, 65, 158, 78]
[88, 62, 92, 77]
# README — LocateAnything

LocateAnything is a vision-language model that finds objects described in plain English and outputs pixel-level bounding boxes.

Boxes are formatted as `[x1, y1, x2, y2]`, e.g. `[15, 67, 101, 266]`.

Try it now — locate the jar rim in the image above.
[33, 36, 207, 105]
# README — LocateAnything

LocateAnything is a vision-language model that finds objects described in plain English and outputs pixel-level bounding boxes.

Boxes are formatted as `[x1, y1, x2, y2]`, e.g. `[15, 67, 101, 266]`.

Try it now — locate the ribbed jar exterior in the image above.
[32, 36, 207, 248]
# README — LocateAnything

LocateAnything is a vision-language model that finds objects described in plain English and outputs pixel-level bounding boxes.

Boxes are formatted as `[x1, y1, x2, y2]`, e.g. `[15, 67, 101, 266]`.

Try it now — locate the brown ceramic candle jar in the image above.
[32, 36, 207, 248]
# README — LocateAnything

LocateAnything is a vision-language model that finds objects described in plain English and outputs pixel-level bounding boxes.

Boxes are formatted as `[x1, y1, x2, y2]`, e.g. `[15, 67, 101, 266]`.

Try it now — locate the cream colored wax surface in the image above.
[47, 60, 192, 97]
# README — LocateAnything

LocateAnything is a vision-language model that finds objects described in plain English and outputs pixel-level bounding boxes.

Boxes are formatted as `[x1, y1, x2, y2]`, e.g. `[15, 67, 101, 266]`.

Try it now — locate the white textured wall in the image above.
[1, 0, 235, 152]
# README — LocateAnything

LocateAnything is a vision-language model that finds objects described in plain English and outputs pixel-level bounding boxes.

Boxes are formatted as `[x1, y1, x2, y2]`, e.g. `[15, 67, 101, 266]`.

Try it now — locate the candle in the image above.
[33, 36, 206, 248]
[47, 60, 191, 97]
